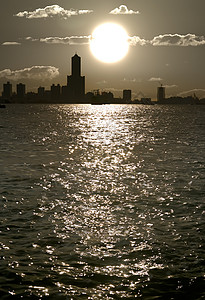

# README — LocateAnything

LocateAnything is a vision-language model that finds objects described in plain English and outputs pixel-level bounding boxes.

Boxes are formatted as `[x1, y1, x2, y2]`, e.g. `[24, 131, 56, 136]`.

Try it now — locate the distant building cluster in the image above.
[1, 54, 205, 105]
[157, 85, 203, 105]
[2, 82, 26, 100]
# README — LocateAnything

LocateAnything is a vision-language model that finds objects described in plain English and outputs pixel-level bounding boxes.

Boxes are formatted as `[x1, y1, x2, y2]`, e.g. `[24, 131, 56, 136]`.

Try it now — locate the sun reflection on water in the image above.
[31, 105, 170, 297]
[1, 105, 204, 298]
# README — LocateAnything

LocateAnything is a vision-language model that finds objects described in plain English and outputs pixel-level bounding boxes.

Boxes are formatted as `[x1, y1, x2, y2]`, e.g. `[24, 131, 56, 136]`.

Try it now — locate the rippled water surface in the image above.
[0, 104, 205, 299]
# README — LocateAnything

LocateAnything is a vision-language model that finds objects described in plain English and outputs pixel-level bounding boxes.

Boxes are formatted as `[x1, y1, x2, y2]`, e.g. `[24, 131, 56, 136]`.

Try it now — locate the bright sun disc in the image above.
[90, 23, 129, 63]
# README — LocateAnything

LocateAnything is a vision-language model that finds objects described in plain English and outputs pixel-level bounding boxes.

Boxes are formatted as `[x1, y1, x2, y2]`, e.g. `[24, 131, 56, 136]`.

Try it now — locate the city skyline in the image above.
[0, 0, 205, 99]
[1, 53, 204, 105]
[0, 54, 139, 104]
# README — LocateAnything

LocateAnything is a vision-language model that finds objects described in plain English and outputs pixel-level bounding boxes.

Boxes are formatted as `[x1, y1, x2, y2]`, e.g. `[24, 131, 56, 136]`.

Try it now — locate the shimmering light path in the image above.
[0, 105, 205, 298]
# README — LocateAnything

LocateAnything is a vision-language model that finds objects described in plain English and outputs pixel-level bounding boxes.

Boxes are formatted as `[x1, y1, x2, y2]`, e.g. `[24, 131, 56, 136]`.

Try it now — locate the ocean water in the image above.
[0, 104, 204, 299]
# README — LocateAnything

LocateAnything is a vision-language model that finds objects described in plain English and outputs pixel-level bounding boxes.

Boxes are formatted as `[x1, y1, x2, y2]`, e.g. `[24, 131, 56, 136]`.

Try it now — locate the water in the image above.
[0, 104, 204, 299]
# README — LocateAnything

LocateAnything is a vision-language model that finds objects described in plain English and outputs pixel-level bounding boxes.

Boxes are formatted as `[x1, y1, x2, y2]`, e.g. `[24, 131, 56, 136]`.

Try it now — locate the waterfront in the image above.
[0, 104, 204, 299]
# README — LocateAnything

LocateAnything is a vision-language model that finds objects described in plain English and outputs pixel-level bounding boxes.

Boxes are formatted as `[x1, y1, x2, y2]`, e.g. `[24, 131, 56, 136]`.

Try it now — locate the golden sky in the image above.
[0, 0, 205, 99]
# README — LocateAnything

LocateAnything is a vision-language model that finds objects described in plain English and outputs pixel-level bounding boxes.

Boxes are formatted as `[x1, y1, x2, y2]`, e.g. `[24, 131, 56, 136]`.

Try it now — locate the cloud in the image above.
[15, 5, 93, 19]
[178, 89, 205, 98]
[149, 77, 163, 82]
[0, 66, 59, 81]
[128, 36, 147, 46]
[78, 10, 93, 15]
[150, 33, 205, 46]
[2, 42, 21, 46]
[25, 37, 38, 42]
[164, 84, 178, 88]
[22, 33, 205, 48]
[39, 36, 90, 45]
[96, 80, 107, 85]
[109, 5, 139, 15]
[103, 87, 123, 92]
[122, 78, 140, 83]
[129, 34, 205, 47]
[148, 79, 177, 88]
[29, 35, 145, 46]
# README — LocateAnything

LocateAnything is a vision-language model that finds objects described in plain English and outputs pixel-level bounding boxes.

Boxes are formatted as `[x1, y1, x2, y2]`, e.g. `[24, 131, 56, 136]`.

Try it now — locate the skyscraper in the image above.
[38, 86, 45, 97]
[51, 84, 61, 100]
[17, 83, 26, 98]
[2, 81, 12, 99]
[72, 54, 81, 77]
[67, 54, 85, 100]
[157, 85, 165, 102]
[123, 89, 131, 103]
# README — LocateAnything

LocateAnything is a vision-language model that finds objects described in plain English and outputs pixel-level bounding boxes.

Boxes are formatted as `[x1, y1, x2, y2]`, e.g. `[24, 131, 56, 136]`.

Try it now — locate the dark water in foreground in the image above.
[0, 104, 204, 299]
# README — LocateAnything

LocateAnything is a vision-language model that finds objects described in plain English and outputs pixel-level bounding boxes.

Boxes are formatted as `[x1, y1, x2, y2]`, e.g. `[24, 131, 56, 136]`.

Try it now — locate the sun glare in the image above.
[90, 23, 129, 63]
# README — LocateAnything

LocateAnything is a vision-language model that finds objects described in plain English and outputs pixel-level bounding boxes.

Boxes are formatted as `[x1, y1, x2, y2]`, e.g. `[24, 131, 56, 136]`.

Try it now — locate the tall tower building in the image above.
[2, 81, 12, 99]
[123, 89, 131, 103]
[72, 54, 81, 77]
[17, 83, 26, 98]
[38, 86, 45, 97]
[67, 54, 85, 100]
[51, 84, 61, 99]
[157, 85, 165, 102]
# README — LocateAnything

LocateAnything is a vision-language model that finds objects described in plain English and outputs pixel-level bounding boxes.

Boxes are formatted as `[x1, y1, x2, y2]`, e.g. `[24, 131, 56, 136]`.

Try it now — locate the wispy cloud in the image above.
[103, 87, 123, 92]
[26, 35, 146, 47]
[21, 33, 205, 48]
[149, 77, 163, 82]
[148, 79, 177, 88]
[178, 89, 205, 98]
[0, 66, 59, 81]
[122, 78, 141, 83]
[78, 10, 92, 15]
[25, 37, 38, 42]
[39, 36, 90, 45]
[164, 84, 178, 88]
[15, 5, 93, 19]
[109, 5, 139, 15]
[2, 42, 21, 46]
[150, 33, 205, 46]
[96, 80, 107, 85]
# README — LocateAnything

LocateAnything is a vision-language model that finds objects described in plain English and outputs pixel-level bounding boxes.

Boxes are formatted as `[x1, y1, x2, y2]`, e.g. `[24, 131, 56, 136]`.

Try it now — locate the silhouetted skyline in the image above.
[0, 1, 205, 99]
[1, 54, 205, 105]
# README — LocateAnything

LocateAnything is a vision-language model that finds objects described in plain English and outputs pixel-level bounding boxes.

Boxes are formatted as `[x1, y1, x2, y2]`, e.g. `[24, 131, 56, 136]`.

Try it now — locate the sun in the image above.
[90, 23, 129, 63]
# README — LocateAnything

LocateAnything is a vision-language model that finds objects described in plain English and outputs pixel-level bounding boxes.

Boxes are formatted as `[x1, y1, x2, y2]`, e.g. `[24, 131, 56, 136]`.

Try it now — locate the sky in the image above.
[0, 0, 205, 100]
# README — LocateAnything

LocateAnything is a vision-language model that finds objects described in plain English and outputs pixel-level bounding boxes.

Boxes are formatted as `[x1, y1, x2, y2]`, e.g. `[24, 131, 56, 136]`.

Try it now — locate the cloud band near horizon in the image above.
[38, 33, 205, 47]
[39, 36, 91, 45]
[130, 33, 205, 46]
[2, 33, 205, 47]
[0, 66, 59, 81]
